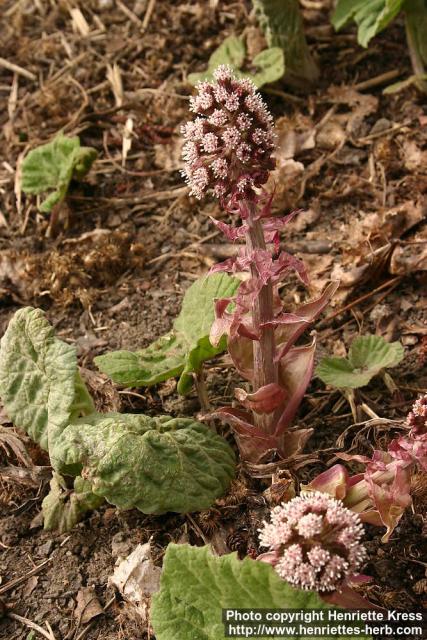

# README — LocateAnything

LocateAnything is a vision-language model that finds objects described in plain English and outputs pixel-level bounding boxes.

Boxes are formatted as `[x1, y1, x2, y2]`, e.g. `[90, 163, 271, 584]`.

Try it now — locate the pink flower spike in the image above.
[182, 66, 275, 203]
[258, 492, 366, 592]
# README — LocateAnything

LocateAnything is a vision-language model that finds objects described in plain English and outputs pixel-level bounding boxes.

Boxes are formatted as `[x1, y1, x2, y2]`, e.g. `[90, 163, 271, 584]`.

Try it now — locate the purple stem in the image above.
[244, 199, 278, 431]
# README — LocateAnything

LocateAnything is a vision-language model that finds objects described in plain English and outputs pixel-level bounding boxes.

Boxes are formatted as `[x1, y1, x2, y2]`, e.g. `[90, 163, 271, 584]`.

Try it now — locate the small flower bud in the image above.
[182, 65, 275, 202]
[258, 492, 366, 592]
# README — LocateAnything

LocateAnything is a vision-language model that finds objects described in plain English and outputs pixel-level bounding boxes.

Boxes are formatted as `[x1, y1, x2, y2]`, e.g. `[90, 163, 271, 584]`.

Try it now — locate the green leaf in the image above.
[188, 35, 284, 88]
[21, 133, 97, 212]
[332, 0, 405, 47]
[252, 0, 318, 83]
[173, 273, 240, 393]
[246, 48, 285, 89]
[56, 413, 236, 514]
[316, 335, 404, 389]
[188, 36, 245, 84]
[209, 35, 246, 72]
[0, 307, 93, 453]
[94, 334, 186, 388]
[95, 273, 240, 395]
[151, 544, 368, 640]
[42, 472, 104, 533]
[349, 335, 404, 370]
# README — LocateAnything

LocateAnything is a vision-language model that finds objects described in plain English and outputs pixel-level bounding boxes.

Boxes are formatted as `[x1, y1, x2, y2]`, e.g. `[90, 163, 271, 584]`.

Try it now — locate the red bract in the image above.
[183, 66, 338, 462]
[303, 394, 427, 542]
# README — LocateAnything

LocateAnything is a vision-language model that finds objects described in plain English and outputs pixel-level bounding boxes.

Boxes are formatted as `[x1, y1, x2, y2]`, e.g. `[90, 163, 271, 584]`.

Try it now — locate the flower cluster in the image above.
[304, 394, 427, 543]
[406, 393, 427, 435]
[182, 65, 275, 201]
[258, 492, 366, 592]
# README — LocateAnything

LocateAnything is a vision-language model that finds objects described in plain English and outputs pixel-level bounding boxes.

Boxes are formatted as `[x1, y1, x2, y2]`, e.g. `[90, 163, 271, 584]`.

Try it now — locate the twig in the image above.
[356, 121, 411, 143]
[353, 69, 402, 91]
[336, 417, 402, 449]
[186, 513, 210, 546]
[142, 0, 156, 31]
[194, 369, 212, 413]
[69, 186, 187, 205]
[0, 57, 36, 81]
[263, 87, 304, 104]
[0, 558, 52, 595]
[318, 276, 402, 328]
[360, 403, 380, 420]
[8, 612, 57, 640]
[116, 0, 143, 27]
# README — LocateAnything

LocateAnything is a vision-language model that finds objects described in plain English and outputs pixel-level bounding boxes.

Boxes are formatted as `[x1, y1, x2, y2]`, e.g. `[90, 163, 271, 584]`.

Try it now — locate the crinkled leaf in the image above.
[21, 133, 97, 212]
[332, 0, 405, 47]
[55, 413, 235, 514]
[316, 335, 404, 389]
[0, 307, 94, 453]
[42, 472, 103, 533]
[94, 334, 185, 388]
[151, 544, 369, 640]
[96, 273, 240, 395]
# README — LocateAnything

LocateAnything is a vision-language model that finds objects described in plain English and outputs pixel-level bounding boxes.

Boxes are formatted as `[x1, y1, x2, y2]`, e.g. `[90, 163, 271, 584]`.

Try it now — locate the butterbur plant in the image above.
[182, 65, 338, 462]
[303, 394, 427, 542]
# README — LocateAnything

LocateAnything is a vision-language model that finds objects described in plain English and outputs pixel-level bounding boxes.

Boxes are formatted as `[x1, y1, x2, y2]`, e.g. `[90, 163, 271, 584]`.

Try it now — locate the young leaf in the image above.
[173, 273, 240, 393]
[188, 36, 246, 85]
[21, 133, 97, 213]
[151, 544, 369, 640]
[187, 35, 284, 88]
[94, 334, 186, 388]
[207, 35, 246, 74]
[249, 48, 286, 88]
[42, 473, 104, 533]
[95, 273, 240, 395]
[0, 307, 93, 452]
[332, 0, 405, 48]
[316, 335, 404, 389]
[56, 413, 236, 514]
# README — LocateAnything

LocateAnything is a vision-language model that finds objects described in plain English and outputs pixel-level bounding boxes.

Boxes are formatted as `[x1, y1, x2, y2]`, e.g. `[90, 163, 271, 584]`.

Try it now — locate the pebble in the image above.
[39, 540, 53, 556]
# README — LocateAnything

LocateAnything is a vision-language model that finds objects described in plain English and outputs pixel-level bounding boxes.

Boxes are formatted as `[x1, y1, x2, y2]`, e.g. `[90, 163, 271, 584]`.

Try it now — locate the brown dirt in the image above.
[0, 1, 426, 639]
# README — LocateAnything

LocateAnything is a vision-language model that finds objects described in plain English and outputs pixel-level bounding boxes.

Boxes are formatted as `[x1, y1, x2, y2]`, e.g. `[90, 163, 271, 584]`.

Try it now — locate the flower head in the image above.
[258, 492, 366, 592]
[182, 65, 275, 202]
[406, 393, 427, 436]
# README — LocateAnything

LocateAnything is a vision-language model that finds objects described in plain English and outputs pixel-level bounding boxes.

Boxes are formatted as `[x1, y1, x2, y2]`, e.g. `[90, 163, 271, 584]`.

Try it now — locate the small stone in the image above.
[402, 335, 418, 346]
[39, 540, 53, 556]
[370, 118, 391, 135]
[111, 533, 133, 559]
